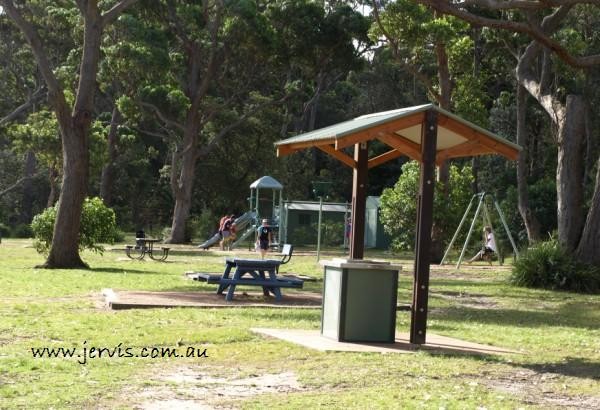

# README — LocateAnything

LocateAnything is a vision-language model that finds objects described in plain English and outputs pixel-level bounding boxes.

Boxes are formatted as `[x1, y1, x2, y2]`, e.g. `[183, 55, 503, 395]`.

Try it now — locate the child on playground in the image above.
[219, 214, 236, 250]
[468, 226, 497, 264]
[256, 219, 272, 259]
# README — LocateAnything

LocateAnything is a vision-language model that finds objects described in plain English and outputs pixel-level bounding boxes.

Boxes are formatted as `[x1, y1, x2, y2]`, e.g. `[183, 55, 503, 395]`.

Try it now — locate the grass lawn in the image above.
[1, 239, 599, 409]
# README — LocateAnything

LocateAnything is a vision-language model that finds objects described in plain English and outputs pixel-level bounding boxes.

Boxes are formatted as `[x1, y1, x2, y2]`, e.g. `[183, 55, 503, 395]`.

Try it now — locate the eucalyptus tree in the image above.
[0, 0, 140, 267]
[119, 0, 291, 243]
[419, 0, 600, 265]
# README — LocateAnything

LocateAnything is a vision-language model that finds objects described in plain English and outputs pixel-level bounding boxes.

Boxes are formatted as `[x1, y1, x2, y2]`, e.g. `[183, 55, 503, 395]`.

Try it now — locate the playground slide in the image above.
[198, 211, 256, 250]
[197, 232, 221, 250]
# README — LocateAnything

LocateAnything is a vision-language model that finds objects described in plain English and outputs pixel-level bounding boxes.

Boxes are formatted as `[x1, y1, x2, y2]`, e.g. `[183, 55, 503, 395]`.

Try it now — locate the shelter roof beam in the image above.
[438, 115, 519, 160]
[435, 141, 495, 165]
[317, 144, 357, 168]
[277, 137, 336, 157]
[368, 149, 404, 169]
[376, 132, 422, 162]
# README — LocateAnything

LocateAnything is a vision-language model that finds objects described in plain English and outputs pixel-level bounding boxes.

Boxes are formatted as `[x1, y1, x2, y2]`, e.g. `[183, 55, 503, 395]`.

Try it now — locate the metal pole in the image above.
[440, 194, 478, 265]
[493, 199, 519, 259]
[316, 196, 323, 261]
[456, 194, 485, 269]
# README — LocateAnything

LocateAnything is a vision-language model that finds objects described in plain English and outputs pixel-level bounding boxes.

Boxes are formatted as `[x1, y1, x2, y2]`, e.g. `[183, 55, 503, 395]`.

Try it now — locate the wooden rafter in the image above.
[376, 132, 422, 162]
[317, 144, 357, 168]
[368, 149, 404, 169]
[435, 140, 495, 164]
[439, 115, 519, 160]
[335, 112, 425, 150]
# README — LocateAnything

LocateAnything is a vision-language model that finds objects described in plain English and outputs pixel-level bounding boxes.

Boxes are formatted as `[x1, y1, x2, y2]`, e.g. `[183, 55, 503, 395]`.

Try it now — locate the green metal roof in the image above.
[274, 104, 521, 154]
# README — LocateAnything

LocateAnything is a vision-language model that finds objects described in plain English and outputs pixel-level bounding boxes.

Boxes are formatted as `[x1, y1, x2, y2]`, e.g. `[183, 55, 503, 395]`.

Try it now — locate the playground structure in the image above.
[440, 192, 519, 269]
[198, 175, 392, 250]
[198, 176, 283, 250]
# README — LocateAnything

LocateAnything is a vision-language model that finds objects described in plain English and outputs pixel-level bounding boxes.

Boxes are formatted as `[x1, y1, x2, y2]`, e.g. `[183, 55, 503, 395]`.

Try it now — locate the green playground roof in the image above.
[275, 104, 521, 167]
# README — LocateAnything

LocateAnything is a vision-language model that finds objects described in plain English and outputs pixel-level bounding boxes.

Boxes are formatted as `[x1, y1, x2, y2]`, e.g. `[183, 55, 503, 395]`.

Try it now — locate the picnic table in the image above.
[195, 244, 303, 301]
[125, 238, 170, 261]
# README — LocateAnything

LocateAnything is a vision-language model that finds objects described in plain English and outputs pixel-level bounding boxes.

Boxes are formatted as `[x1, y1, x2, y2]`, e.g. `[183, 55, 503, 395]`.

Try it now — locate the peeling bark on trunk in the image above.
[516, 83, 541, 243]
[47, 166, 60, 208]
[167, 117, 199, 244]
[100, 107, 122, 206]
[575, 158, 600, 266]
[556, 95, 585, 252]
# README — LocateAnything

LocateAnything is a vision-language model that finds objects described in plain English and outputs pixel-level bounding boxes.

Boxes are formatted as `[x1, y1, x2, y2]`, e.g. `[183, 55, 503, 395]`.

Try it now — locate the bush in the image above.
[0, 223, 10, 238]
[510, 239, 600, 294]
[31, 197, 118, 255]
[11, 223, 33, 238]
[380, 161, 473, 251]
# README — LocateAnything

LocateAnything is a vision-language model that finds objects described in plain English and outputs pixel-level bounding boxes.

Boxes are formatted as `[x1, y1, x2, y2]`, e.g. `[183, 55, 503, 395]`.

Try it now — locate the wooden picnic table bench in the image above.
[195, 244, 302, 301]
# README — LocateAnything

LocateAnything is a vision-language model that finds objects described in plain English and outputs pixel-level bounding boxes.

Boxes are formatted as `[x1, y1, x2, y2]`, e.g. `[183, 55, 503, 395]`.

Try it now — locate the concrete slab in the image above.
[250, 328, 520, 356]
[102, 289, 322, 310]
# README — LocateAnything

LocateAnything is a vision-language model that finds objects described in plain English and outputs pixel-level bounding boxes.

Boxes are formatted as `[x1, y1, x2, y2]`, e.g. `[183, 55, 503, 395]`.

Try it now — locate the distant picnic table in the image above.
[125, 238, 170, 261]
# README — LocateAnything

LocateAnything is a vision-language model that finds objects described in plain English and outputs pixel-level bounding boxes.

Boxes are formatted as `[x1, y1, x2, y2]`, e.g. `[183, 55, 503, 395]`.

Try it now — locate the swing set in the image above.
[440, 192, 519, 269]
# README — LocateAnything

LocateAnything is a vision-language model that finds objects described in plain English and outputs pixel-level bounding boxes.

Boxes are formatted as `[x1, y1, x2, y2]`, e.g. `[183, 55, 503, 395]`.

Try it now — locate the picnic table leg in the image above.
[225, 266, 243, 301]
[267, 268, 282, 301]
[258, 270, 270, 296]
[217, 262, 233, 295]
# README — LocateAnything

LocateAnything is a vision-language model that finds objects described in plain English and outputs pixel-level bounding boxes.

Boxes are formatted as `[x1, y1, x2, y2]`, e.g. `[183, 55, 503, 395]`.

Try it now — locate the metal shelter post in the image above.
[410, 109, 438, 345]
[350, 142, 368, 260]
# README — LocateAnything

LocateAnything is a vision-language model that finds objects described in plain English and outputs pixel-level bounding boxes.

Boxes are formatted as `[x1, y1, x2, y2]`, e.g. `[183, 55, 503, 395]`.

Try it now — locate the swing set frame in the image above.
[440, 192, 519, 269]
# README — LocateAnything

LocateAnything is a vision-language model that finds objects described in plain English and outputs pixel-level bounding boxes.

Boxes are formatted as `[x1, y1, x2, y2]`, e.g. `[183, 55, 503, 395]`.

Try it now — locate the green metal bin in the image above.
[320, 259, 401, 343]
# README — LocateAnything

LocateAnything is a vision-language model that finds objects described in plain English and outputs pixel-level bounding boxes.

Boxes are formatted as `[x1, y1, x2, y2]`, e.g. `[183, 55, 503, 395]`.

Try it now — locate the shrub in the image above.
[12, 223, 33, 238]
[510, 239, 600, 294]
[380, 161, 473, 251]
[31, 197, 118, 255]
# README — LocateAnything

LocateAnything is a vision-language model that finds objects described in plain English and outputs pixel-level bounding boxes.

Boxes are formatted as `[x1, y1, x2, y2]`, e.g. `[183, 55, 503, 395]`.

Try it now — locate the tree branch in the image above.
[0, 173, 42, 199]
[140, 102, 185, 132]
[456, 0, 600, 9]
[0, 86, 46, 127]
[0, 0, 70, 123]
[415, 0, 600, 68]
[101, 0, 139, 28]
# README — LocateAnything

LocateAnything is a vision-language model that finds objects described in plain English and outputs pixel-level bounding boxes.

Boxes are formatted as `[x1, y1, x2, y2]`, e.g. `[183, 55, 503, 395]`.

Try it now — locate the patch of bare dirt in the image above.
[432, 290, 500, 309]
[482, 369, 600, 409]
[127, 366, 305, 409]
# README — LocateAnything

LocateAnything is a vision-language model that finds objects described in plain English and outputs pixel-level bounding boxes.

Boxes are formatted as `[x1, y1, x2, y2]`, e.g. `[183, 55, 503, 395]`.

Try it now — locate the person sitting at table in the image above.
[256, 219, 272, 259]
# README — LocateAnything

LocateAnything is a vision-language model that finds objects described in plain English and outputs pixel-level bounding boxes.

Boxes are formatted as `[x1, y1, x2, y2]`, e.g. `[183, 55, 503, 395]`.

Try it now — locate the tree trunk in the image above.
[516, 83, 541, 243]
[41, 122, 89, 268]
[47, 165, 60, 208]
[575, 157, 600, 266]
[20, 150, 37, 223]
[100, 107, 122, 205]
[556, 95, 585, 252]
[166, 124, 198, 244]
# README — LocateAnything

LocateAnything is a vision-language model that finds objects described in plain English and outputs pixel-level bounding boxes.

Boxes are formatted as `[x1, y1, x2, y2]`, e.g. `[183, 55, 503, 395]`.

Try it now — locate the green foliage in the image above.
[510, 239, 600, 294]
[380, 161, 474, 251]
[31, 197, 118, 255]
[11, 224, 33, 238]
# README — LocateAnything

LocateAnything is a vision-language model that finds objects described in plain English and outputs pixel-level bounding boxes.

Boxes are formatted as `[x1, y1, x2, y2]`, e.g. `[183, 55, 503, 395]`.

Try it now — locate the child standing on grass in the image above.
[256, 219, 272, 259]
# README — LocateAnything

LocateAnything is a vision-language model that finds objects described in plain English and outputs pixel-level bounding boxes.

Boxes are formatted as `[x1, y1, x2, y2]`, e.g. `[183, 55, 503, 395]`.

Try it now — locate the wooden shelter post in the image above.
[410, 110, 438, 344]
[350, 142, 369, 259]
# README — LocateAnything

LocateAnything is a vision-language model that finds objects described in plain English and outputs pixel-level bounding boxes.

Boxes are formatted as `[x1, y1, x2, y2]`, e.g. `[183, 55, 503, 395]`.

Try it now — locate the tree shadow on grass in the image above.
[431, 304, 600, 330]
[520, 357, 600, 380]
[89, 267, 159, 274]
